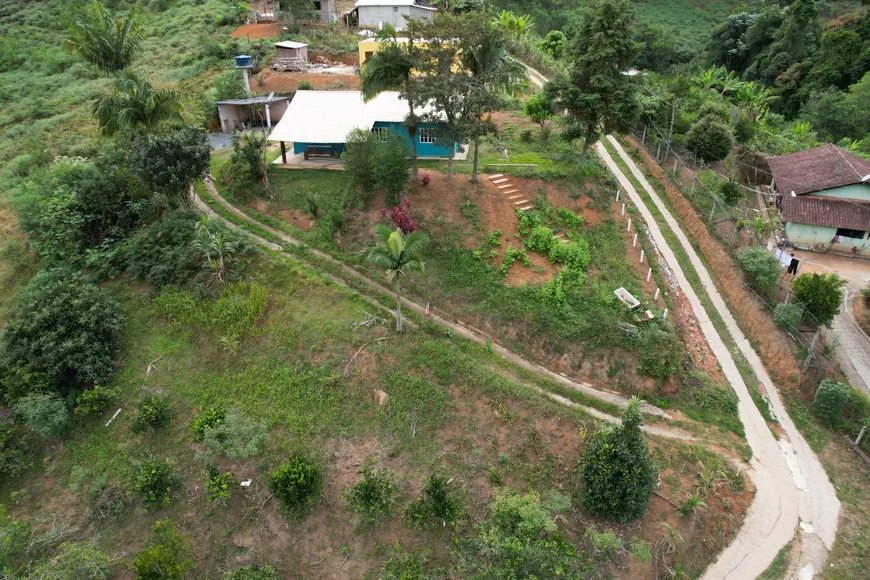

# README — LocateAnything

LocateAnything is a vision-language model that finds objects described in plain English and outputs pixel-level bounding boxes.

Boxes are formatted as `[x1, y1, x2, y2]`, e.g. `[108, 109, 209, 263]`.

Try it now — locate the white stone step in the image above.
[502, 189, 519, 195]
[492, 178, 509, 184]
[518, 205, 534, 211]
[508, 194, 524, 200]
[489, 173, 503, 179]
[497, 184, 513, 189]
[513, 200, 530, 206]
[554, 233, 565, 238]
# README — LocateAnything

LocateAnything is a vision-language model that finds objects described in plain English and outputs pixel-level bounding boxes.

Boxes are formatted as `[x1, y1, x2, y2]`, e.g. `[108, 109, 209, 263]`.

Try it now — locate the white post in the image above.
[663, 309, 668, 321]
[265, 103, 272, 128]
[632, 233, 637, 247]
[621, 203, 625, 216]
[856, 425, 867, 447]
[673, 159, 678, 174]
[616, 189, 620, 201]
[654, 288, 660, 300]
[640, 250, 645, 263]
[647, 268, 652, 282]
[241, 68, 251, 96]
[627, 218, 632, 231]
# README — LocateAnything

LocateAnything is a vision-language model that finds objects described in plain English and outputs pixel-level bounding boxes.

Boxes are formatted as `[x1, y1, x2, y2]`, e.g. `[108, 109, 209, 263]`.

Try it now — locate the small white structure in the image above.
[217, 95, 289, 134]
[345, 0, 436, 31]
[273, 41, 309, 71]
[613, 287, 641, 311]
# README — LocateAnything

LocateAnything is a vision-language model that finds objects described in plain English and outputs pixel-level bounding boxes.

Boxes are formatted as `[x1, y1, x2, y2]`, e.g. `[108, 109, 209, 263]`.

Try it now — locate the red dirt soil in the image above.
[230, 22, 283, 39]
[258, 70, 359, 93]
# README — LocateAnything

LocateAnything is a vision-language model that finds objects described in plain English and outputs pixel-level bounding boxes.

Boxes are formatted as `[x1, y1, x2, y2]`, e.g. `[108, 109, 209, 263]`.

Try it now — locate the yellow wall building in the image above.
[357, 38, 462, 71]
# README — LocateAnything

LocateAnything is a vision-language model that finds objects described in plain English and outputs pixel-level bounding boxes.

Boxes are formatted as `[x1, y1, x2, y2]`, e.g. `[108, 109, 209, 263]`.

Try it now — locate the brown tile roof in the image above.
[768, 144, 870, 195]
[781, 194, 870, 230]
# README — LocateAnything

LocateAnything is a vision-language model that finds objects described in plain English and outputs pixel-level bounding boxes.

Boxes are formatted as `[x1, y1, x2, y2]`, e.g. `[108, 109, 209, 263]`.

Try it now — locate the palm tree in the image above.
[64, 1, 141, 74]
[193, 216, 238, 286]
[462, 21, 523, 183]
[92, 71, 183, 136]
[366, 225, 429, 332]
[734, 81, 778, 122]
[360, 28, 420, 179]
[491, 10, 535, 41]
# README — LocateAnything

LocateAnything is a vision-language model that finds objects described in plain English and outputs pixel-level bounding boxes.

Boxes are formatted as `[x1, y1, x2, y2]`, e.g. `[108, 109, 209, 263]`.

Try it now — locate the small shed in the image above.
[217, 96, 289, 134]
[273, 41, 309, 71]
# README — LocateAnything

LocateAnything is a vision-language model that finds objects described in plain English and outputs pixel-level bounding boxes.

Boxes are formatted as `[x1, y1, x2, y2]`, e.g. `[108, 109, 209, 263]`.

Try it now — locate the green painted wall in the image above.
[814, 184, 870, 200]
[786, 222, 870, 254]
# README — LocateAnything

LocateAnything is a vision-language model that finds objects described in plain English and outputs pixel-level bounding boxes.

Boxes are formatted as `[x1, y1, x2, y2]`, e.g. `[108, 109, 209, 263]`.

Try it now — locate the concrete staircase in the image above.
[487, 174, 569, 243]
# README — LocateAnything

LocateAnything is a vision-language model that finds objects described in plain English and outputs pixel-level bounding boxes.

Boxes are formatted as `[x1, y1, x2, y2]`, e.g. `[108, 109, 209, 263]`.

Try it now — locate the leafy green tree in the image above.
[342, 128, 380, 206]
[454, 490, 581, 578]
[634, 22, 695, 72]
[229, 130, 272, 198]
[813, 379, 852, 427]
[360, 29, 420, 178]
[64, 0, 142, 74]
[92, 71, 183, 136]
[708, 12, 756, 71]
[13, 393, 69, 437]
[579, 396, 658, 523]
[539, 30, 565, 59]
[0, 423, 31, 479]
[373, 132, 411, 206]
[0, 271, 123, 400]
[802, 73, 870, 141]
[687, 116, 735, 161]
[344, 464, 397, 526]
[132, 519, 193, 580]
[523, 91, 554, 136]
[545, 0, 639, 161]
[129, 126, 210, 207]
[734, 81, 778, 122]
[808, 28, 869, 90]
[773, 302, 803, 334]
[462, 16, 523, 182]
[270, 455, 324, 517]
[793, 272, 847, 327]
[720, 180, 743, 206]
[736, 246, 782, 295]
[366, 225, 429, 332]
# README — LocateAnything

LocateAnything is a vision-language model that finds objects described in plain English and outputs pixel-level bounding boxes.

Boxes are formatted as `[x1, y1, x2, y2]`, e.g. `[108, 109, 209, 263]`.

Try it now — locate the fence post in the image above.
[663, 309, 668, 321]
[647, 268, 652, 282]
[691, 178, 696, 196]
[857, 425, 867, 447]
[654, 288, 660, 300]
[640, 250, 645, 263]
[632, 233, 637, 247]
[656, 142, 662, 161]
[627, 218, 632, 231]
[616, 189, 620, 201]
[621, 203, 625, 216]
[709, 200, 717, 223]
[673, 159, 678, 175]
[641, 125, 648, 145]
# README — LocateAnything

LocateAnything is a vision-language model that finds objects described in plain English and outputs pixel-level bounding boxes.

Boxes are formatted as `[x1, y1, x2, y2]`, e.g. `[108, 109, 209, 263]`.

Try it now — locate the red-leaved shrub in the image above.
[380, 198, 415, 234]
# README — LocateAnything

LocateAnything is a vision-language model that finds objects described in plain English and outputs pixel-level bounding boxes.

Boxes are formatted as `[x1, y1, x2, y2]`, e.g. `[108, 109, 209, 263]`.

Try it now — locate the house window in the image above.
[393, 6, 399, 11]
[835, 227, 867, 239]
[372, 127, 389, 141]
[419, 128, 436, 144]
[365, 51, 374, 60]
[312, 1, 322, 10]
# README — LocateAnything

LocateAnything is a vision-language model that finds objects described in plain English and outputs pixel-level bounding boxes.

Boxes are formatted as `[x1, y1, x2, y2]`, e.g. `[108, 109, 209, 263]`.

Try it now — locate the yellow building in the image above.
[358, 38, 462, 71]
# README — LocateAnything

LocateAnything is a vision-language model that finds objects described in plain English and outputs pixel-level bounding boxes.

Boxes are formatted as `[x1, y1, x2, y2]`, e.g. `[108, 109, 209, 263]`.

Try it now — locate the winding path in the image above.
[601, 137, 839, 579]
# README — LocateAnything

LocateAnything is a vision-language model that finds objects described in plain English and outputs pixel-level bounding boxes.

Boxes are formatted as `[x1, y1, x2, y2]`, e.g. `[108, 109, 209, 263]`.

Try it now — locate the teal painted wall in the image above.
[813, 184, 870, 200]
[372, 121, 457, 157]
[293, 142, 345, 155]
[786, 222, 870, 254]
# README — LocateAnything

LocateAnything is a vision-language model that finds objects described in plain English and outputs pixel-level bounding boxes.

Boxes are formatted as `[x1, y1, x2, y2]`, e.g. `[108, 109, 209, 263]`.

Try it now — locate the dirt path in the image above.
[601, 137, 840, 579]
[196, 178, 675, 419]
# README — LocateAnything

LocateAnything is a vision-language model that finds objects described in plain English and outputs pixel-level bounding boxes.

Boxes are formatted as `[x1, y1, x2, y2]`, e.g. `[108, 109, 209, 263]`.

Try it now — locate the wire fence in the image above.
[614, 131, 851, 393]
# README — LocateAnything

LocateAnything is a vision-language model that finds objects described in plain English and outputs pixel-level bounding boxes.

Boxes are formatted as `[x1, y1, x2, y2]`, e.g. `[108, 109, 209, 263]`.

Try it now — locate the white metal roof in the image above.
[268, 91, 440, 144]
[354, 0, 437, 9]
[274, 41, 308, 49]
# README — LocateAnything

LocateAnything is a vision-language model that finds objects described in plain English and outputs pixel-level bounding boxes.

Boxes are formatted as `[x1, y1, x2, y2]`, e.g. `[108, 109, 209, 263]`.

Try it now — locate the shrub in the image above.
[205, 466, 234, 504]
[200, 409, 268, 460]
[192, 405, 226, 441]
[128, 126, 211, 207]
[134, 457, 179, 507]
[131, 394, 172, 434]
[586, 527, 623, 560]
[270, 455, 324, 517]
[773, 302, 803, 333]
[736, 246, 782, 296]
[719, 180, 742, 205]
[132, 519, 193, 580]
[579, 397, 657, 523]
[813, 379, 851, 427]
[520, 128, 534, 143]
[687, 117, 734, 161]
[557, 207, 583, 230]
[30, 541, 112, 580]
[0, 423, 31, 479]
[224, 564, 279, 579]
[382, 198, 415, 234]
[75, 385, 120, 415]
[405, 473, 462, 528]
[548, 239, 591, 271]
[374, 132, 411, 207]
[420, 173, 431, 187]
[635, 326, 682, 379]
[454, 490, 580, 578]
[296, 79, 313, 90]
[376, 544, 431, 580]
[342, 128, 379, 207]
[13, 393, 68, 437]
[343, 464, 396, 526]
[793, 272, 847, 327]
[88, 479, 128, 520]
[0, 271, 123, 399]
[525, 226, 555, 253]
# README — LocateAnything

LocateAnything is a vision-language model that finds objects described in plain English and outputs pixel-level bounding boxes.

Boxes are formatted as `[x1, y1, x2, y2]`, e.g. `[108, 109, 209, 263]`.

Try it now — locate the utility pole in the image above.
[668, 99, 677, 141]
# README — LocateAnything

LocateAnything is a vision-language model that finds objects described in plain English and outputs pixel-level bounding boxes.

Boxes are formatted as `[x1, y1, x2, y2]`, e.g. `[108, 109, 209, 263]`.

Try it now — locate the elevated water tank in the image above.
[235, 55, 253, 68]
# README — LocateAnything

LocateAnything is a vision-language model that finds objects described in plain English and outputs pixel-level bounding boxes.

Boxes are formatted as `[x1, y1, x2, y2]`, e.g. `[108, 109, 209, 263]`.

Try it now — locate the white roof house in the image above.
[268, 90, 440, 145]
[274, 40, 308, 49]
[345, 0, 436, 30]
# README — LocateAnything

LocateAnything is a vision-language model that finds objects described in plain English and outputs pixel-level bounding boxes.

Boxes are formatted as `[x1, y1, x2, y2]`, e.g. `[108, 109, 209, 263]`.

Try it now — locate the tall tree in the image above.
[129, 126, 211, 208]
[64, 0, 141, 74]
[92, 71, 183, 136]
[545, 0, 639, 162]
[366, 225, 428, 333]
[462, 17, 523, 183]
[360, 27, 421, 179]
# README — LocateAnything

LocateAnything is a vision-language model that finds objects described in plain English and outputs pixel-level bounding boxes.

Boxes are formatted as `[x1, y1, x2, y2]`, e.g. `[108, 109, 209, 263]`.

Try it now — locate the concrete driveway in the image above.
[793, 250, 870, 396]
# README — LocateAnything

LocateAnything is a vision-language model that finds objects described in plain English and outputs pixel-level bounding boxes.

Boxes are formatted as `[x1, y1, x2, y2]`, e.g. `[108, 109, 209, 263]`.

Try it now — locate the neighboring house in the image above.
[770, 144, 870, 255]
[358, 37, 461, 70]
[345, 0, 436, 31]
[217, 96, 289, 134]
[267, 90, 458, 163]
[288, 0, 338, 23]
[272, 41, 308, 71]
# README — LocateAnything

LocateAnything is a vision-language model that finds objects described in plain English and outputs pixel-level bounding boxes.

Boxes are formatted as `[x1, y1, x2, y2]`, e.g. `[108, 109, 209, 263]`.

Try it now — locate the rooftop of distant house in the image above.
[768, 143, 870, 195]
